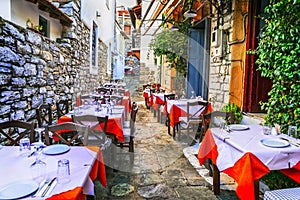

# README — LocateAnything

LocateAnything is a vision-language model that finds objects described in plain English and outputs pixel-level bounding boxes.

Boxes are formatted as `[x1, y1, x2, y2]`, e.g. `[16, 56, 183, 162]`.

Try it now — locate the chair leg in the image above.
[129, 137, 134, 153]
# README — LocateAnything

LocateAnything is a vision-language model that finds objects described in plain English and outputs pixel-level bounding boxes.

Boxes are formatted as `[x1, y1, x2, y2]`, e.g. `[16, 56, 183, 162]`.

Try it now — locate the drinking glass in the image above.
[288, 126, 298, 138]
[262, 125, 272, 135]
[190, 91, 196, 99]
[34, 127, 46, 147]
[57, 159, 70, 184]
[19, 138, 31, 157]
[31, 147, 47, 183]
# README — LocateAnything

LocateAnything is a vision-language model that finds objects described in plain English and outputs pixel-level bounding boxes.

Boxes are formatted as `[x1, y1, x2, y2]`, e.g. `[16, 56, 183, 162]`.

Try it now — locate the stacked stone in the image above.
[0, 1, 109, 122]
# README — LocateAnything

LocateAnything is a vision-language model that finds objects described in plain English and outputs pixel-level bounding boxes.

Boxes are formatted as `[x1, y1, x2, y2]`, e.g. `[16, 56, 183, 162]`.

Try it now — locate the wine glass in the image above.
[33, 127, 46, 147]
[30, 146, 47, 183]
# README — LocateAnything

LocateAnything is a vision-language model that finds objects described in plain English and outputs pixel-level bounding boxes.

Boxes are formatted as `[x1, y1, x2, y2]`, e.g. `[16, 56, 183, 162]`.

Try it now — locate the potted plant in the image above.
[26, 18, 44, 35]
[221, 102, 243, 124]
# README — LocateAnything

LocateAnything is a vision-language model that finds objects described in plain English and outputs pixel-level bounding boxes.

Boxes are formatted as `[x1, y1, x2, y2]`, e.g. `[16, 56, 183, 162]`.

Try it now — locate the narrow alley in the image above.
[93, 93, 241, 200]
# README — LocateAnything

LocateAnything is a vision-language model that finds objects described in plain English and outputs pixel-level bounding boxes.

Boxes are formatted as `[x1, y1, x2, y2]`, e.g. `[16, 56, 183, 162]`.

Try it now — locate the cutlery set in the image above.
[33, 177, 57, 197]
[280, 137, 300, 147]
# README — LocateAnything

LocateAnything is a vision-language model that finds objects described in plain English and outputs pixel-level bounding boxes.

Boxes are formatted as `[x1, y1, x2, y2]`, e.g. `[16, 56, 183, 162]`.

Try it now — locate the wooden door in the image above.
[243, 0, 272, 112]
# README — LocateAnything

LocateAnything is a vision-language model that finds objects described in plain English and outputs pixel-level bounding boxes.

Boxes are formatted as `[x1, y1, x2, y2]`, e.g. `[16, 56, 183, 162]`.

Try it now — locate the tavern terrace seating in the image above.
[45, 122, 89, 146]
[0, 120, 35, 146]
[177, 100, 209, 140]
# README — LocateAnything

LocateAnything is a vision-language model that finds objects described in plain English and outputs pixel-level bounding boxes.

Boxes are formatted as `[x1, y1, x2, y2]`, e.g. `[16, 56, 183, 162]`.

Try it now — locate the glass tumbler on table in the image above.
[57, 159, 70, 184]
[288, 126, 298, 138]
[19, 138, 31, 157]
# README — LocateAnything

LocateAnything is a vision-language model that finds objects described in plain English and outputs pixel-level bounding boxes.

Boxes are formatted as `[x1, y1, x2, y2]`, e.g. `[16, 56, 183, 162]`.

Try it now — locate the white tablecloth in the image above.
[0, 146, 96, 199]
[211, 125, 300, 171]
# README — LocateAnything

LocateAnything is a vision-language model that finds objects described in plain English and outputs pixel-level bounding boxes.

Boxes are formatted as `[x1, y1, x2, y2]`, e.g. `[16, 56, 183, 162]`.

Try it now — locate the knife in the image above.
[280, 137, 300, 147]
[44, 178, 57, 197]
[32, 179, 48, 197]
[42, 177, 57, 197]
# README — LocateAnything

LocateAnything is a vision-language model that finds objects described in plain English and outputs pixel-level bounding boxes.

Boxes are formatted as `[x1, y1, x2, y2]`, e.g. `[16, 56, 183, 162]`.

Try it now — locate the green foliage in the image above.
[149, 29, 188, 76]
[261, 171, 299, 190]
[256, 0, 300, 133]
[149, 17, 193, 76]
[221, 103, 243, 124]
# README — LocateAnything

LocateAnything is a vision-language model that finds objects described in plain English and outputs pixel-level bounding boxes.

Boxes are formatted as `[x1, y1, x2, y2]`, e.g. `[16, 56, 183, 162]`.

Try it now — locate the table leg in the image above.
[254, 179, 259, 200]
[167, 115, 171, 136]
[213, 164, 220, 195]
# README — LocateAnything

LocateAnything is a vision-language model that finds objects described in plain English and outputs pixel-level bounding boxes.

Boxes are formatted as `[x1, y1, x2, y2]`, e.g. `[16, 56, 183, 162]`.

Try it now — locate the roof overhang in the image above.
[25, 0, 73, 26]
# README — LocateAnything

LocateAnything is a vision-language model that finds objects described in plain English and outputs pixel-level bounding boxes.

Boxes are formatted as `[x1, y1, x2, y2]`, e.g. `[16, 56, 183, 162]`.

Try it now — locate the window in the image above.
[91, 22, 98, 66]
[39, 16, 49, 37]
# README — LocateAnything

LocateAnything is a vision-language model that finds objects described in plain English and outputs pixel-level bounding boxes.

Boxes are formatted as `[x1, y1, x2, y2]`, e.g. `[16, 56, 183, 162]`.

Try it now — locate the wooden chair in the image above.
[80, 94, 92, 106]
[177, 100, 209, 140]
[200, 111, 234, 141]
[73, 115, 109, 147]
[264, 187, 300, 200]
[0, 120, 35, 146]
[56, 99, 70, 119]
[200, 111, 234, 176]
[120, 102, 138, 152]
[160, 94, 176, 126]
[44, 122, 89, 146]
[36, 103, 53, 128]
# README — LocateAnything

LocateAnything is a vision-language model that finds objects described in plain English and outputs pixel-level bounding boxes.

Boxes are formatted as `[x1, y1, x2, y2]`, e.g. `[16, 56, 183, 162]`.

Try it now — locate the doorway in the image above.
[243, 0, 272, 112]
[187, 18, 211, 100]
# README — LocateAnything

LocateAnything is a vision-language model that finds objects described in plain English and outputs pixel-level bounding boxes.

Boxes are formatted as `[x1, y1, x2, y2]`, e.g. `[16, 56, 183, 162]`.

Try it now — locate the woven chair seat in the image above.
[264, 187, 300, 200]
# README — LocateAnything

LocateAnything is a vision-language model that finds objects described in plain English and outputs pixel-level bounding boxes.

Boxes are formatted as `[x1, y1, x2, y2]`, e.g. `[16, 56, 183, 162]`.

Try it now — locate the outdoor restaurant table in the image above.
[63, 105, 125, 142]
[164, 99, 213, 135]
[0, 146, 106, 199]
[198, 124, 300, 200]
[143, 88, 153, 108]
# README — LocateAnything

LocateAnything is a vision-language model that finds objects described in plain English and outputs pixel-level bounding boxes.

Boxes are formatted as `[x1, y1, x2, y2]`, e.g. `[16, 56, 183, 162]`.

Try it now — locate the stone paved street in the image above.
[93, 94, 243, 200]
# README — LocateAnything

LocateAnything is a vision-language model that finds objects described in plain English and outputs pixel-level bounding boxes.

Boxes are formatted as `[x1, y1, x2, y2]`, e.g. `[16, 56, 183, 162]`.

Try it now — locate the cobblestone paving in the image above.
[94, 94, 243, 199]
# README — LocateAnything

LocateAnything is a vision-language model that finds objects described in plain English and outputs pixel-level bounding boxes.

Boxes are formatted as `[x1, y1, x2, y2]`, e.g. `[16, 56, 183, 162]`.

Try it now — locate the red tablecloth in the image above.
[198, 129, 300, 200]
[165, 101, 213, 128]
[57, 115, 124, 143]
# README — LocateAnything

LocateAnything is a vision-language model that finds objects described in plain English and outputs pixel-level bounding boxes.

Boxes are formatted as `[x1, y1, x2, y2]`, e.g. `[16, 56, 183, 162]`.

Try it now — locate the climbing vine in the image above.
[256, 0, 300, 133]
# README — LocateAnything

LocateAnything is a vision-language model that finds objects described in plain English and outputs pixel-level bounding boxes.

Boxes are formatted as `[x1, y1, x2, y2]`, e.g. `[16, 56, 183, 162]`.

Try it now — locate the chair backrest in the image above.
[0, 120, 35, 146]
[130, 102, 139, 135]
[56, 100, 70, 119]
[202, 111, 234, 133]
[110, 95, 123, 105]
[73, 115, 109, 146]
[80, 95, 92, 106]
[164, 94, 175, 104]
[36, 103, 53, 128]
[187, 100, 209, 121]
[45, 122, 89, 146]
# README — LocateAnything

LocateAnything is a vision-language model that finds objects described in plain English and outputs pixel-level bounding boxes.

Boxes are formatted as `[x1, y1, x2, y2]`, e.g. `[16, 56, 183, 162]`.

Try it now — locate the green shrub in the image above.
[221, 103, 243, 124]
[261, 171, 299, 190]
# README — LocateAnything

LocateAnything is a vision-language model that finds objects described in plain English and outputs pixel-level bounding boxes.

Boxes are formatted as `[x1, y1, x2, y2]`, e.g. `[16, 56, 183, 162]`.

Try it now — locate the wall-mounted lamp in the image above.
[96, 11, 101, 18]
[184, 9, 197, 18]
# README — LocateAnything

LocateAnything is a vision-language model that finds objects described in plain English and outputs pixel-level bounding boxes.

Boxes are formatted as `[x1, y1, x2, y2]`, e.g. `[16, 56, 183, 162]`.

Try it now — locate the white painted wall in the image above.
[3, 0, 62, 40]
[81, 0, 115, 46]
[16, 1, 61, 39]
[0, 0, 11, 20]
[81, 0, 115, 76]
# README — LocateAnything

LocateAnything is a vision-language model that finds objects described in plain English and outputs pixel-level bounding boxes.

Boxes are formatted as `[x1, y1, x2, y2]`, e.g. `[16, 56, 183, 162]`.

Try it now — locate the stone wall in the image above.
[0, 0, 108, 122]
[208, 0, 247, 111]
